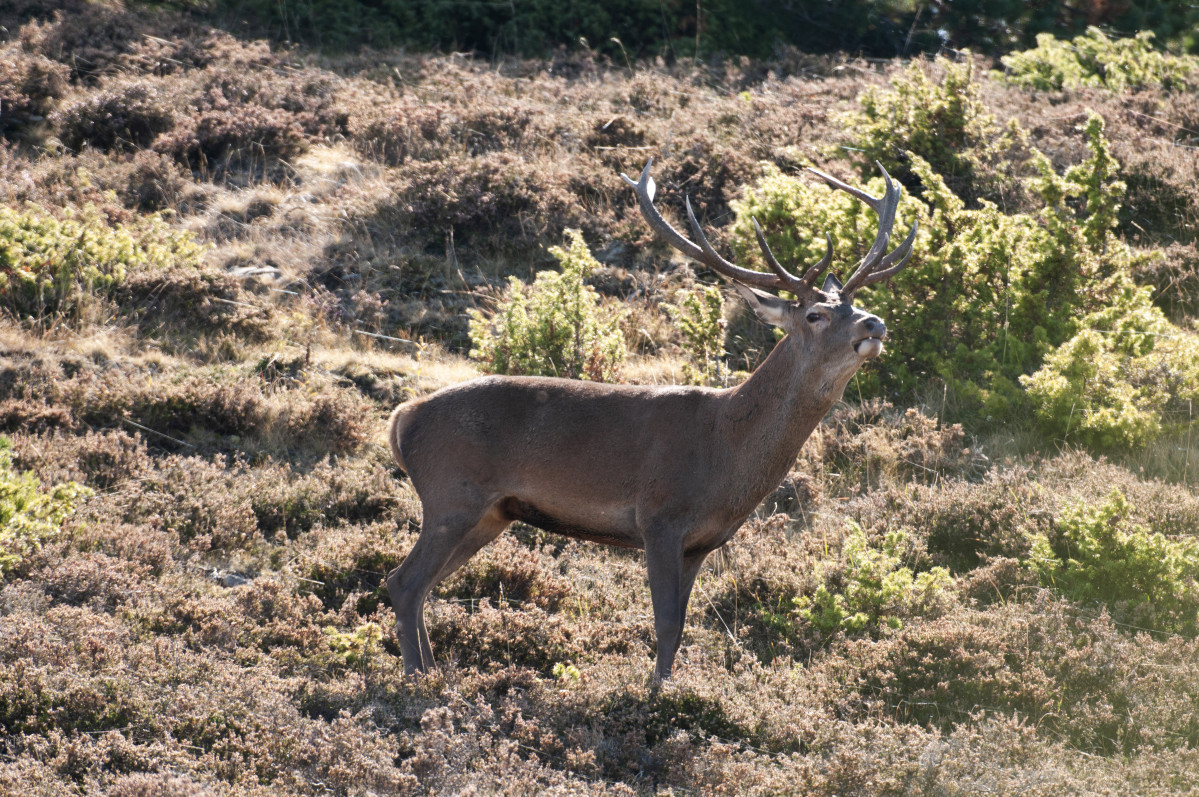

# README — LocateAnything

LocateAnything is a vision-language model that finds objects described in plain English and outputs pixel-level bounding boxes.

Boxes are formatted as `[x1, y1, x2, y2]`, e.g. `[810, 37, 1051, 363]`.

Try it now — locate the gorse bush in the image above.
[664, 284, 730, 386]
[0, 437, 90, 575]
[795, 522, 953, 637]
[468, 229, 625, 381]
[1001, 27, 1199, 92]
[732, 110, 1146, 421]
[0, 200, 203, 321]
[1029, 490, 1199, 635]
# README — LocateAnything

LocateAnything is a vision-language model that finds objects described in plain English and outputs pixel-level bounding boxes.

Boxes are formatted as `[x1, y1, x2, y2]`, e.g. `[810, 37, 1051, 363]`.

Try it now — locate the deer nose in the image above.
[863, 317, 886, 338]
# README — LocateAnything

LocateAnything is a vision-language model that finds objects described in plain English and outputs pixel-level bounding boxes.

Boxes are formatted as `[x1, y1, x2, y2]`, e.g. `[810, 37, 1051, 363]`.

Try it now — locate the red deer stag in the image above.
[386, 160, 916, 679]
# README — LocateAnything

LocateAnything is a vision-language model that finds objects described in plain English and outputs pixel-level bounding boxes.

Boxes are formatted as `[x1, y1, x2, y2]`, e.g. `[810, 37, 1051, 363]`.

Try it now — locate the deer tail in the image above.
[387, 402, 414, 473]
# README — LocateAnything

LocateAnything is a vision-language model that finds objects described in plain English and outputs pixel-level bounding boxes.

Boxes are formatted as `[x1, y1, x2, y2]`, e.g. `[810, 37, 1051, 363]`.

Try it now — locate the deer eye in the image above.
[806, 312, 823, 324]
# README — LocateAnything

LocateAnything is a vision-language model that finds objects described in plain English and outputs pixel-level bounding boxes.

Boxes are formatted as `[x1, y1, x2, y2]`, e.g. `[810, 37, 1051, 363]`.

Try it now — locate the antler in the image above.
[805, 162, 918, 299]
[621, 159, 833, 301]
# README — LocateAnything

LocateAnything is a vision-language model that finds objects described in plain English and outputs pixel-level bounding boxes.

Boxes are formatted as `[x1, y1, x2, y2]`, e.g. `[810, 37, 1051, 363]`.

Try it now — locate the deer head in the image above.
[621, 159, 916, 387]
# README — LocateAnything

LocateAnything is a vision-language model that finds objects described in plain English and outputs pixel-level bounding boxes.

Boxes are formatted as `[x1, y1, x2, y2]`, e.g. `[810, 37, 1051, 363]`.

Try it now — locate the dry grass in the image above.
[2, 5, 1199, 795]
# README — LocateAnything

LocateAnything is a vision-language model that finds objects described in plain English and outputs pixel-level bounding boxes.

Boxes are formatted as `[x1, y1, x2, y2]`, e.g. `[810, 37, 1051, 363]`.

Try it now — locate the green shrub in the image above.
[324, 622, 383, 667]
[0, 201, 203, 321]
[1001, 27, 1199, 92]
[845, 54, 1004, 194]
[664, 284, 730, 386]
[731, 112, 1145, 419]
[468, 229, 625, 381]
[795, 522, 953, 637]
[0, 437, 91, 575]
[1028, 490, 1199, 635]
[1022, 285, 1199, 450]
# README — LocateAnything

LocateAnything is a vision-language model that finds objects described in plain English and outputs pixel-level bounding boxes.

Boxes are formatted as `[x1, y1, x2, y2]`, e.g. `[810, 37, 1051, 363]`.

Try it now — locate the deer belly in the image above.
[499, 496, 641, 549]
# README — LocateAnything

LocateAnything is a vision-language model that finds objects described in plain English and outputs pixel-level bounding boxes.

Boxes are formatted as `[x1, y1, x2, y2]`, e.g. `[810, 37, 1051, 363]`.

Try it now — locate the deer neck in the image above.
[719, 333, 844, 493]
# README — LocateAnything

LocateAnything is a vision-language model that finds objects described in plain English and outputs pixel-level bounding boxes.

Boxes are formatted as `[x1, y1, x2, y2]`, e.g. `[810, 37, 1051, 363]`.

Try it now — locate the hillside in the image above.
[3, 4, 1199, 795]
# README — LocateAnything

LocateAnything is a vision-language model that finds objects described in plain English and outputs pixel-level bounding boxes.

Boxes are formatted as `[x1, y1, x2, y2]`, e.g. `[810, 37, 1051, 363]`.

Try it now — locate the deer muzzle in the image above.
[853, 317, 886, 358]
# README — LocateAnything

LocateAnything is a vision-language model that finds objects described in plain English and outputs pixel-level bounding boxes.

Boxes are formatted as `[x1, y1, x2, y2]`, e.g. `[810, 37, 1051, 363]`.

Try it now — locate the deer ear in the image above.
[731, 281, 789, 327]
[822, 273, 843, 294]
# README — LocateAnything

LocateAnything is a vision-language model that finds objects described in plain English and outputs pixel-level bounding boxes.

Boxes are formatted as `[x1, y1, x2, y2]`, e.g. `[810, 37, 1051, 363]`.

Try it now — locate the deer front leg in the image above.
[645, 535, 687, 681]
[674, 551, 708, 661]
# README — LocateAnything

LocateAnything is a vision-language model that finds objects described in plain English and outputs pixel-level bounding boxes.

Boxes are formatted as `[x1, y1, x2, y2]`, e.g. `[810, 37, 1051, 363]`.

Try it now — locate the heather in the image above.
[2, 3, 1199, 794]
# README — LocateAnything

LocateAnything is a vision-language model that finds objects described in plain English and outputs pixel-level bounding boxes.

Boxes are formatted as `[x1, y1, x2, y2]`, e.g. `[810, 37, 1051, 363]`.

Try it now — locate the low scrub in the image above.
[0, 41, 68, 137]
[808, 400, 983, 490]
[0, 436, 90, 576]
[851, 466, 1049, 573]
[1029, 489, 1199, 636]
[664, 284, 732, 386]
[50, 50, 353, 177]
[0, 202, 203, 323]
[468, 229, 626, 381]
[795, 523, 954, 638]
[1022, 285, 1199, 449]
[844, 55, 1017, 203]
[1001, 27, 1199, 92]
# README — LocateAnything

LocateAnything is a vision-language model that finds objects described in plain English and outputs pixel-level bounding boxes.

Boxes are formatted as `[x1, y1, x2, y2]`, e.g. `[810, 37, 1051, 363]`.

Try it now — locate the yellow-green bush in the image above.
[468, 229, 625, 381]
[795, 523, 953, 637]
[731, 113, 1145, 420]
[1001, 27, 1199, 92]
[664, 284, 730, 386]
[0, 200, 203, 321]
[0, 437, 91, 575]
[1022, 285, 1199, 450]
[847, 55, 1001, 191]
[1028, 490, 1199, 635]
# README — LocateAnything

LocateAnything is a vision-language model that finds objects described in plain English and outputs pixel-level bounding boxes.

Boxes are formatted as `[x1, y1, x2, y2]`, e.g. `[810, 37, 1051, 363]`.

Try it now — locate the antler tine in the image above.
[798, 232, 834, 286]
[859, 219, 918, 285]
[806, 161, 917, 298]
[621, 159, 791, 291]
[751, 217, 808, 293]
[805, 166, 883, 211]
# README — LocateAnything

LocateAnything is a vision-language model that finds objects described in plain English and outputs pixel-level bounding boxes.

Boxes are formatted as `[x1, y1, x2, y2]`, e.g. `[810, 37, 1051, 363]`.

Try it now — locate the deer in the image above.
[385, 159, 916, 680]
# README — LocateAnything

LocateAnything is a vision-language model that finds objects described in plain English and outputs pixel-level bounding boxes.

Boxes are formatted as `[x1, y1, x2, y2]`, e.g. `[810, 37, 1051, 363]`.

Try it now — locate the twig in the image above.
[351, 328, 422, 348]
[121, 416, 196, 448]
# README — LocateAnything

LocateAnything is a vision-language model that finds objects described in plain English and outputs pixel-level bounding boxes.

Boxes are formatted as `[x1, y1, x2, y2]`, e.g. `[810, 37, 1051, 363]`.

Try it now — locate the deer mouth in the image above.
[854, 336, 884, 358]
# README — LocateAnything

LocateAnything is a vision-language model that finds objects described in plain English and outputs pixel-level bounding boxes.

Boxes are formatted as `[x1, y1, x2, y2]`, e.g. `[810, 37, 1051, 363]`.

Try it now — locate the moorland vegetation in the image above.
[3, 2, 1199, 794]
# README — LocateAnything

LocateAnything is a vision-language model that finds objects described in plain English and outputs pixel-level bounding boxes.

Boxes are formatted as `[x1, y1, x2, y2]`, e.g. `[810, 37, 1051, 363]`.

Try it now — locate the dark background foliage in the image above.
[193, 0, 1199, 56]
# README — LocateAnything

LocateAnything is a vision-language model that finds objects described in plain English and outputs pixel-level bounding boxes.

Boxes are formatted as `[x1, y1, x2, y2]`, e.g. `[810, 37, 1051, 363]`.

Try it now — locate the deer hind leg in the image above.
[388, 502, 509, 674]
